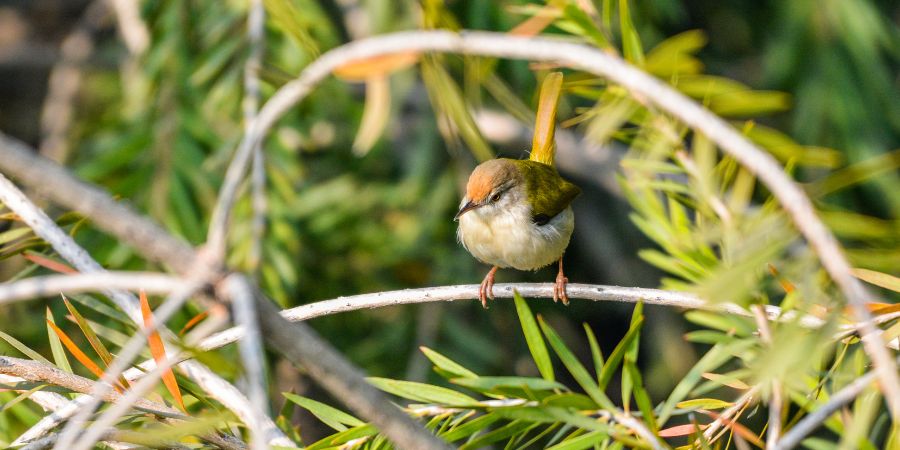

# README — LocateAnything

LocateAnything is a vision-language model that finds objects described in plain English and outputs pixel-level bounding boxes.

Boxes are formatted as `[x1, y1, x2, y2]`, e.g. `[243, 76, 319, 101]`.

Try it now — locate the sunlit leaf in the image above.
[46, 319, 105, 380]
[514, 291, 554, 381]
[538, 316, 615, 410]
[46, 308, 72, 374]
[367, 377, 478, 406]
[851, 268, 900, 293]
[283, 392, 364, 431]
[23, 252, 77, 274]
[140, 290, 186, 411]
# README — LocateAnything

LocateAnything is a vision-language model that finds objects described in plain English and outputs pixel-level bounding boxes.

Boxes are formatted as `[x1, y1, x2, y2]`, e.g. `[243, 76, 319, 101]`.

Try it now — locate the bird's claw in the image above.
[479, 266, 499, 309]
[553, 271, 570, 305]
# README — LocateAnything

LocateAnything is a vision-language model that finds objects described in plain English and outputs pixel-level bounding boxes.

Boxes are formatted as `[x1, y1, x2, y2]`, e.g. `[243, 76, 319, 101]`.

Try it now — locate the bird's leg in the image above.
[553, 258, 570, 305]
[479, 266, 499, 308]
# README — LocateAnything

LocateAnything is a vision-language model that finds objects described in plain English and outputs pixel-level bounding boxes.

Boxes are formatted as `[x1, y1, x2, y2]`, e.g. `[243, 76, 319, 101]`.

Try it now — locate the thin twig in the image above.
[773, 369, 880, 450]
[200, 30, 895, 414]
[0, 356, 183, 418]
[0, 272, 187, 305]
[244, 0, 267, 273]
[106, 0, 150, 55]
[221, 274, 270, 450]
[702, 387, 757, 443]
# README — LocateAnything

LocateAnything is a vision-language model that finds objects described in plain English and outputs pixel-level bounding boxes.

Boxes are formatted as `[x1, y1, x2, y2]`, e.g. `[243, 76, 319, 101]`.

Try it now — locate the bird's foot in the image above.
[479, 266, 499, 309]
[553, 259, 570, 305]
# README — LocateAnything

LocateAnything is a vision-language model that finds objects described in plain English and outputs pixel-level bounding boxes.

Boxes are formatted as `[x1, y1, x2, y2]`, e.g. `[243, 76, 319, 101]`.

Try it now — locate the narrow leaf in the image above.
[538, 317, 615, 410]
[283, 392, 364, 431]
[851, 268, 900, 293]
[597, 317, 644, 390]
[530, 72, 563, 166]
[676, 398, 733, 410]
[420, 346, 478, 379]
[23, 252, 76, 274]
[46, 308, 72, 373]
[0, 329, 51, 364]
[514, 291, 554, 381]
[367, 377, 478, 406]
[179, 310, 209, 336]
[451, 376, 566, 392]
[583, 324, 604, 382]
[62, 295, 130, 390]
[47, 319, 105, 380]
[658, 423, 705, 437]
[141, 290, 186, 411]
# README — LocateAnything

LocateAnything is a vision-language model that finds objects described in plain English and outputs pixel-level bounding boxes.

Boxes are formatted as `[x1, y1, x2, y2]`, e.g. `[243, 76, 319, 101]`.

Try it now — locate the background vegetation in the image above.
[0, 0, 898, 448]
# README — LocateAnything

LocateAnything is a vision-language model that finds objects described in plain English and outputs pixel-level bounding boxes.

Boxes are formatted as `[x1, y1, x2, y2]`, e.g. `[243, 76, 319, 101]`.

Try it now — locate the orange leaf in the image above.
[140, 290, 186, 411]
[46, 320, 106, 381]
[180, 310, 209, 336]
[658, 423, 706, 437]
[697, 409, 765, 447]
[333, 52, 420, 82]
[23, 252, 77, 274]
[530, 72, 564, 166]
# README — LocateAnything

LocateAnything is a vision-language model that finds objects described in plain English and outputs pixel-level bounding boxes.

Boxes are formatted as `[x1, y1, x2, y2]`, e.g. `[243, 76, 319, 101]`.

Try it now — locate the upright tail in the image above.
[529, 71, 564, 167]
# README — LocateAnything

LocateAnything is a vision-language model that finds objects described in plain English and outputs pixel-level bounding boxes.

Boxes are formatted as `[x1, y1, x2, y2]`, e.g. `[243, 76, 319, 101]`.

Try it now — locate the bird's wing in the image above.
[516, 160, 581, 223]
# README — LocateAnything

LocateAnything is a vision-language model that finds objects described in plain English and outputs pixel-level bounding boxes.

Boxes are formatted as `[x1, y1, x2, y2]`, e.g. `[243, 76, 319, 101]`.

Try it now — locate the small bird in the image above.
[455, 159, 580, 307]
[455, 72, 580, 307]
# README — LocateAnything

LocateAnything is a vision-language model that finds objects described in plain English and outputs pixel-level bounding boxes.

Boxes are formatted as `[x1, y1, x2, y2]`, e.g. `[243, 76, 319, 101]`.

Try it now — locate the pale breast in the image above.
[458, 205, 574, 271]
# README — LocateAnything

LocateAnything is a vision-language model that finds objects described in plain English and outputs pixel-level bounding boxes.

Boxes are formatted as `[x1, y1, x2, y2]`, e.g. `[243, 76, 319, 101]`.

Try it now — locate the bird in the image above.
[454, 72, 580, 308]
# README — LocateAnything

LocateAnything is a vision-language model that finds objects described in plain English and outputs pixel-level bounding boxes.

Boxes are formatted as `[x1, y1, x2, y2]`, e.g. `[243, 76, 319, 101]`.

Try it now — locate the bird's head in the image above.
[454, 159, 525, 222]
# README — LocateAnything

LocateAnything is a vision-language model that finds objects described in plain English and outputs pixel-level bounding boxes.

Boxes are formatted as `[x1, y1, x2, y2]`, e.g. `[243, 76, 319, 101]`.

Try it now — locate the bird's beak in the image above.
[453, 200, 478, 221]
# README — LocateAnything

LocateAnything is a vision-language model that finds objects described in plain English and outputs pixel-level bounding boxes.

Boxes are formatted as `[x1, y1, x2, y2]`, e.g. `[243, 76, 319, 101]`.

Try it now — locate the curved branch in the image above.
[209, 29, 895, 415]
[0, 272, 187, 305]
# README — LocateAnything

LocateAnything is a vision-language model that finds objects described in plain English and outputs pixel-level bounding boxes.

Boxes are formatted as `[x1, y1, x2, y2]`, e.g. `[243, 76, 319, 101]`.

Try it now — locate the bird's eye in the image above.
[490, 193, 502, 203]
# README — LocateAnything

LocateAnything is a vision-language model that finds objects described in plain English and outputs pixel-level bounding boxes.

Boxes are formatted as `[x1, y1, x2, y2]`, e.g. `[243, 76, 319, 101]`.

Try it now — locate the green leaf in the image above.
[624, 359, 656, 432]
[458, 420, 537, 450]
[538, 317, 615, 411]
[597, 316, 643, 390]
[440, 412, 501, 441]
[583, 324, 604, 383]
[542, 393, 598, 410]
[675, 398, 733, 410]
[658, 340, 752, 424]
[45, 308, 72, 374]
[367, 378, 479, 406]
[420, 346, 478, 379]
[514, 292, 554, 382]
[283, 393, 364, 432]
[546, 430, 609, 450]
[451, 376, 567, 393]
[306, 424, 377, 450]
[0, 329, 51, 364]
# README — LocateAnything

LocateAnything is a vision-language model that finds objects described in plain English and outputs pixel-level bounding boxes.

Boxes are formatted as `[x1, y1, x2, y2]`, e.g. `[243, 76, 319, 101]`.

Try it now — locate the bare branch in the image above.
[0, 272, 187, 305]
[0, 356, 183, 419]
[243, 0, 267, 273]
[221, 274, 270, 450]
[186, 30, 900, 416]
[196, 283, 883, 353]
